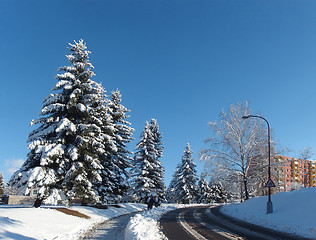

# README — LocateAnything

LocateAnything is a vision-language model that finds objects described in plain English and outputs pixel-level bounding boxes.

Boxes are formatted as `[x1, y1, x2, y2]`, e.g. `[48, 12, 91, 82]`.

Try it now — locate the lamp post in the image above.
[242, 115, 273, 214]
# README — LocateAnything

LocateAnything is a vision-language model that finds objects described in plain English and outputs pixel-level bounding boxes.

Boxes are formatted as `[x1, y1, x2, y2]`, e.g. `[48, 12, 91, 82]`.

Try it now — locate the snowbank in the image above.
[221, 187, 316, 239]
[0, 203, 145, 240]
[125, 204, 187, 240]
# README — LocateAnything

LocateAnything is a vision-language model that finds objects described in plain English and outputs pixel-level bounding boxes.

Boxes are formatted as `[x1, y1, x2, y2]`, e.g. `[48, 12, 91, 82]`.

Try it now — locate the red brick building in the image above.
[276, 156, 316, 192]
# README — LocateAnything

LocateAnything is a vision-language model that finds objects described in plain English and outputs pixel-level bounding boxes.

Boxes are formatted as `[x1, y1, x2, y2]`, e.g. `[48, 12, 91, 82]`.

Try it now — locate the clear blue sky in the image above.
[1, 0, 316, 185]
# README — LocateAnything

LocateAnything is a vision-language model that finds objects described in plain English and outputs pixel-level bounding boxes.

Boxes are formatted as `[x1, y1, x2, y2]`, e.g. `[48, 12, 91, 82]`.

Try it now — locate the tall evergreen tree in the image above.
[131, 121, 156, 201]
[173, 143, 198, 203]
[149, 119, 165, 199]
[75, 81, 116, 204]
[104, 89, 134, 202]
[8, 40, 115, 205]
[131, 120, 165, 201]
[150, 119, 163, 159]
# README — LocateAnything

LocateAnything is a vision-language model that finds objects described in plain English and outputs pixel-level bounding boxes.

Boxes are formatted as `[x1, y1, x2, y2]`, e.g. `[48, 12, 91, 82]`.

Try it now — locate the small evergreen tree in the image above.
[166, 166, 180, 203]
[210, 182, 228, 203]
[173, 143, 198, 204]
[196, 175, 212, 203]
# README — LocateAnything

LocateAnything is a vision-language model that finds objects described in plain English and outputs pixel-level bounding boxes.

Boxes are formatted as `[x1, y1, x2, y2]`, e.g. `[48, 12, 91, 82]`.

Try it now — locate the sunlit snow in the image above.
[1, 188, 316, 239]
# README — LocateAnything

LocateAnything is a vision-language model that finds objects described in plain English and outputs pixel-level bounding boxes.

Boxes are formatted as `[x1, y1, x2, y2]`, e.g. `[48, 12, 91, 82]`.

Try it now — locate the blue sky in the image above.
[1, 0, 316, 185]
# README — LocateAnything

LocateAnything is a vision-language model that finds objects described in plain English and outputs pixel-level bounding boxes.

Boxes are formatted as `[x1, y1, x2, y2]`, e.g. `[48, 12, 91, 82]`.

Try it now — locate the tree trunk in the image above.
[243, 178, 249, 200]
[33, 198, 43, 208]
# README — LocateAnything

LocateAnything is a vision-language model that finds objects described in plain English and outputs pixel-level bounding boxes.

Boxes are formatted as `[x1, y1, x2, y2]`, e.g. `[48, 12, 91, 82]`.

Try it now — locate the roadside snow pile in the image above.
[125, 204, 186, 240]
[221, 187, 316, 239]
[0, 203, 145, 240]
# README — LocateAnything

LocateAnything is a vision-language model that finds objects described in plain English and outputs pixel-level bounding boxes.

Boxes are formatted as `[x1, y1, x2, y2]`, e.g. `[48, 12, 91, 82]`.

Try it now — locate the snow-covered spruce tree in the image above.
[196, 175, 212, 203]
[149, 119, 165, 199]
[75, 81, 117, 205]
[173, 143, 198, 204]
[131, 121, 156, 201]
[0, 172, 4, 197]
[209, 181, 228, 203]
[166, 166, 180, 203]
[102, 89, 134, 202]
[150, 119, 163, 159]
[8, 40, 112, 205]
[131, 120, 165, 201]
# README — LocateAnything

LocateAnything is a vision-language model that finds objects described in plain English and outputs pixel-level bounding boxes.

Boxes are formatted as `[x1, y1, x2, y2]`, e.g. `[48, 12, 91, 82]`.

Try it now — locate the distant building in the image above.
[276, 156, 316, 192]
[1, 186, 39, 205]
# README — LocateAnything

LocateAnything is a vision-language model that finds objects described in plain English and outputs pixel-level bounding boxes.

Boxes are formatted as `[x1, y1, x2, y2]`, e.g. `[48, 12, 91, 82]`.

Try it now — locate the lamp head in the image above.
[242, 115, 251, 119]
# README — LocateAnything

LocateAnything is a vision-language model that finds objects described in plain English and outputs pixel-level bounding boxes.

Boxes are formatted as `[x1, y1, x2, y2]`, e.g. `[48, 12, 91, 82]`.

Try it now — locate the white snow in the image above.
[221, 187, 316, 239]
[0, 203, 145, 240]
[125, 204, 187, 240]
[1, 188, 316, 240]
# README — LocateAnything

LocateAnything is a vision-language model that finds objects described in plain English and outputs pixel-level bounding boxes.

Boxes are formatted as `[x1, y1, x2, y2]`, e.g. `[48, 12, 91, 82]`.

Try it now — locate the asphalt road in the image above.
[160, 206, 310, 240]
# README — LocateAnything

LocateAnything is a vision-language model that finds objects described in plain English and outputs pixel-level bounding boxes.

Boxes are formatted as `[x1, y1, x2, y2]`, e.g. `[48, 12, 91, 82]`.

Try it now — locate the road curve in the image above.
[160, 206, 310, 240]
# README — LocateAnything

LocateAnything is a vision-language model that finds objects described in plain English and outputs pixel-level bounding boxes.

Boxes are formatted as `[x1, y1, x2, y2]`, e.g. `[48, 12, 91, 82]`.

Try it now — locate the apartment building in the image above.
[276, 156, 316, 192]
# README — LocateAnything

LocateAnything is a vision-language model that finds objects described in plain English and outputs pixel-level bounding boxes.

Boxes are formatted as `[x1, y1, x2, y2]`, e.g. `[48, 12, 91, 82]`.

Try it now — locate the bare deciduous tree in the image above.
[299, 147, 313, 160]
[299, 147, 314, 188]
[200, 101, 270, 200]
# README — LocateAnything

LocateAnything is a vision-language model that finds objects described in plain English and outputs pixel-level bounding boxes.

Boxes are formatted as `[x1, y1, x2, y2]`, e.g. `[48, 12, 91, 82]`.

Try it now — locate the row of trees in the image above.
[161, 101, 281, 204]
[0, 93, 290, 206]
[7, 40, 165, 205]
[164, 102, 273, 204]
[6, 40, 308, 206]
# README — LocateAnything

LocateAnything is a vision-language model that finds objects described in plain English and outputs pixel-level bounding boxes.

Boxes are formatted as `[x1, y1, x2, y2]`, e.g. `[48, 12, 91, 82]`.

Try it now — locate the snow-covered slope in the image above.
[221, 187, 316, 239]
[0, 203, 145, 240]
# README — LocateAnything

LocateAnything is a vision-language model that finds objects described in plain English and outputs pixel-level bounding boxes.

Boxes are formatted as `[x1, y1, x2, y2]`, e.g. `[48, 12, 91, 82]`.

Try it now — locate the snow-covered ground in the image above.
[0, 202, 185, 240]
[125, 204, 187, 240]
[0, 203, 146, 240]
[1, 188, 316, 240]
[221, 187, 316, 239]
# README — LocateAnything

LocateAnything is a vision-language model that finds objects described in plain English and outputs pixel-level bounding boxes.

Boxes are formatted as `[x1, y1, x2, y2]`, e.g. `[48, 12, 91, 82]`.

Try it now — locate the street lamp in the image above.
[242, 115, 274, 214]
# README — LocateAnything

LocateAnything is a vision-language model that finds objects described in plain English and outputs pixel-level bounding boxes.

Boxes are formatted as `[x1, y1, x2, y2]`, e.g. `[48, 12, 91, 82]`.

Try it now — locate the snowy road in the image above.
[160, 206, 309, 240]
[81, 212, 138, 240]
